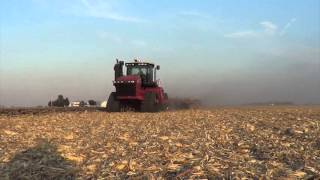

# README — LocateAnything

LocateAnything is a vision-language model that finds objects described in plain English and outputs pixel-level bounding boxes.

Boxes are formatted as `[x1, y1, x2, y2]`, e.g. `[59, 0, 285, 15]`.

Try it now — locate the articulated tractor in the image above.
[107, 59, 168, 112]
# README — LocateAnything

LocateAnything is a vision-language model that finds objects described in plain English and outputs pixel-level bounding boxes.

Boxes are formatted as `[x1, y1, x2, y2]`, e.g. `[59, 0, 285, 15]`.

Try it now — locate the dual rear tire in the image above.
[107, 92, 166, 112]
[141, 92, 159, 112]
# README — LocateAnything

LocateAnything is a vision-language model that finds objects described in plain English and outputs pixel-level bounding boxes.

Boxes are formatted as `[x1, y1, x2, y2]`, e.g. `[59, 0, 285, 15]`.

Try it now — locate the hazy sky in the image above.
[1, 0, 320, 106]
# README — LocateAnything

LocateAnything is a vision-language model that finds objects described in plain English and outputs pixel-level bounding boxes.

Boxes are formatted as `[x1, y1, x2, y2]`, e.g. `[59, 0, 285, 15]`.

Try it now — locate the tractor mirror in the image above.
[156, 65, 160, 70]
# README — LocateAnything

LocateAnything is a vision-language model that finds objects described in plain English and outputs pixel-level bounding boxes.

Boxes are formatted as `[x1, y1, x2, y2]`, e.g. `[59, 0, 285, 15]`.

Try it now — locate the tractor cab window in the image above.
[127, 65, 154, 85]
[127, 66, 148, 76]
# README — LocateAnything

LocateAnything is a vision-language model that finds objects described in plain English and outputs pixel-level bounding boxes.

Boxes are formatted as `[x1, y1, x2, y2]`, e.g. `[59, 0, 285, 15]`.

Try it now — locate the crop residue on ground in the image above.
[0, 106, 319, 179]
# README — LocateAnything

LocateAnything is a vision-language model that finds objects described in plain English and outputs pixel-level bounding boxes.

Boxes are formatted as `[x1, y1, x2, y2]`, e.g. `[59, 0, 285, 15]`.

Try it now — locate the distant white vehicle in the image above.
[69, 101, 86, 107]
[69, 101, 80, 107]
[100, 101, 107, 108]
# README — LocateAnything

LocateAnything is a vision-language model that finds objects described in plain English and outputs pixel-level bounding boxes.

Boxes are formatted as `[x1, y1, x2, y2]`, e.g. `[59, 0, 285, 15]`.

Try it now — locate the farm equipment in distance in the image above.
[107, 59, 168, 112]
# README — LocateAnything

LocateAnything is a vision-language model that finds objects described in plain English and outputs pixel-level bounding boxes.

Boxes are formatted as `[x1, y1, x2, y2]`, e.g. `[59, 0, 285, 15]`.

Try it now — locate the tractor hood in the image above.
[114, 75, 141, 84]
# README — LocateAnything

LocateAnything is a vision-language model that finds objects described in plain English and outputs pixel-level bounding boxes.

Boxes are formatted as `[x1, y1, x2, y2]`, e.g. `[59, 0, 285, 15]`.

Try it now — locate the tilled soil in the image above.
[0, 106, 319, 179]
[0, 107, 102, 116]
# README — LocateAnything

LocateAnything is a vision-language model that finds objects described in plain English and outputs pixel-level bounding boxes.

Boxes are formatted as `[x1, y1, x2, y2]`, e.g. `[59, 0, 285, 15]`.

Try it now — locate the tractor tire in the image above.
[164, 93, 169, 100]
[163, 93, 169, 110]
[107, 92, 120, 112]
[141, 92, 158, 112]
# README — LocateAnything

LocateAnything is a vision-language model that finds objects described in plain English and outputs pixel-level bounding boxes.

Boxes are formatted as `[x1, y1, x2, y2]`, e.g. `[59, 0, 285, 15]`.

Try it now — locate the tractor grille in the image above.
[116, 84, 136, 96]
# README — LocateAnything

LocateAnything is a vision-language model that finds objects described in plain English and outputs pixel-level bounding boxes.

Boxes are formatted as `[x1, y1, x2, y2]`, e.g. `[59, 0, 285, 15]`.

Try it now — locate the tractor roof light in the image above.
[114, 81, 136, 84]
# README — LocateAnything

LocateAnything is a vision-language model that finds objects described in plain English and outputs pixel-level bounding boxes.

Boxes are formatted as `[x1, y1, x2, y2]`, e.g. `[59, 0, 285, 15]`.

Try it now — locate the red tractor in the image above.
[107, 59, 168, 112]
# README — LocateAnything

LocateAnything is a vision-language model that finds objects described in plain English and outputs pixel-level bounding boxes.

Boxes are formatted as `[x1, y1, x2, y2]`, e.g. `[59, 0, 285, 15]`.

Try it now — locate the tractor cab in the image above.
[126, 60, 160, 87]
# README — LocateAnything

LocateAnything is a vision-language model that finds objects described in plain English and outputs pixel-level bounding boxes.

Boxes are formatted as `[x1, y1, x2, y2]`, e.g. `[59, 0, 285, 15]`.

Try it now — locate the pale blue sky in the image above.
[0, 0, 319, 106]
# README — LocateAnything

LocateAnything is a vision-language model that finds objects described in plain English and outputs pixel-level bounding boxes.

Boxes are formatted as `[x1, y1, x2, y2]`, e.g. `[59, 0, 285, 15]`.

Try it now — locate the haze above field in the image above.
[0, 0, 319, 106]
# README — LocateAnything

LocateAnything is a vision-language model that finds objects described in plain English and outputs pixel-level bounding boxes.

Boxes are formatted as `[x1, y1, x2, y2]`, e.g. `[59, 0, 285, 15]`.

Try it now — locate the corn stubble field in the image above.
[0, 106, 319, 179]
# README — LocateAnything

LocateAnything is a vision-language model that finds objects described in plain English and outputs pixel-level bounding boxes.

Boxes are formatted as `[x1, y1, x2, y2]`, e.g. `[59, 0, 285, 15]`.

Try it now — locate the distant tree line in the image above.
[88, 100, 97, 106]
[245, 101, 294, 106]
[48, 95, 70, 107]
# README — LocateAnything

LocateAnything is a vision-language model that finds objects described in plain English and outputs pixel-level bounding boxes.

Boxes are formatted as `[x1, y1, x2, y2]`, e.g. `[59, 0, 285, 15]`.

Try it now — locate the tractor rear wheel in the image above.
[162, 93, 169, 110]
[164, 93, 169, 100]
[141, 92, 158, 112]
[107, 92, 120, 112]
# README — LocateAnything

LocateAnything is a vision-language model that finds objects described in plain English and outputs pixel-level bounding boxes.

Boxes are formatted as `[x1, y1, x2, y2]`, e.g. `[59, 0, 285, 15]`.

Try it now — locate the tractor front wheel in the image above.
[141, 92, 158, 112]
[107, 92, 120, 112]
